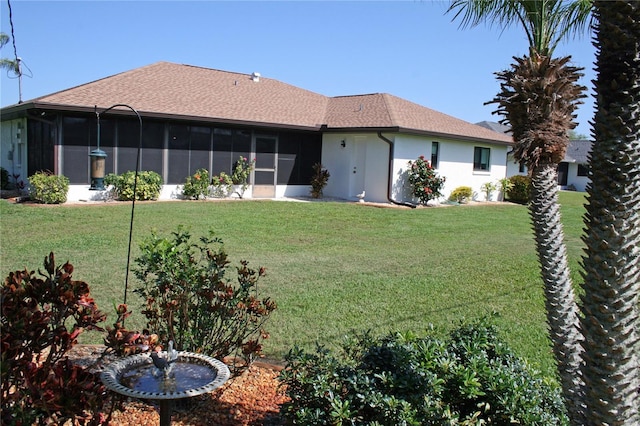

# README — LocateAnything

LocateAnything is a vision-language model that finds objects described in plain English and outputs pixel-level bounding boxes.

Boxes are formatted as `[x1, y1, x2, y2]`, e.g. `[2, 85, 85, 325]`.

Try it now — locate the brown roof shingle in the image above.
[18, 61, 512, 144]
[32, 62, 329, 129]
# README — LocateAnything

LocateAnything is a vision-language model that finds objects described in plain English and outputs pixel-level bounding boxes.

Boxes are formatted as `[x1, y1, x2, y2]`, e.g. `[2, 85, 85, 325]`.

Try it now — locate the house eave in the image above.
[320, 125, 513, 146]
[1, 101, 323, 132]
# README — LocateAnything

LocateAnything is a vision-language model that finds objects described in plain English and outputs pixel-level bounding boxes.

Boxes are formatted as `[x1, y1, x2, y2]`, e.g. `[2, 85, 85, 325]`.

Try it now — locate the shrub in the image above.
[104, 170, 162, 201]
[407, 156, 446, 204]
[133, 227, 276, 375]
[28, 171, 69, 204]
[280, 318, 568, 425]
[1, 253, 107, 425]
[231, 156, 255, 198]
[210, 172, 234, 198]
[0, 167, 8, 190]
[480, 181, 498, 201]
[310, 163, 330, 198]
[498, 177, 513, 201]
[449, 185, 473, 203]
[182, 168, 210, 200]
[506, 175, 531, 204]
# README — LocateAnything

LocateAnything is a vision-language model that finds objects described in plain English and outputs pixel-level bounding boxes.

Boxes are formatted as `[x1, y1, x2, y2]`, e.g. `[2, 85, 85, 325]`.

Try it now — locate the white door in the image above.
[349, 137, 367, 199]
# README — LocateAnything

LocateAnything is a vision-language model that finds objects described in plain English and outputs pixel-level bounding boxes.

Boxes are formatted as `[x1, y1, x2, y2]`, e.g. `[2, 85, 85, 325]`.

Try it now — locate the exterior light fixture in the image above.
[341, 140, 346, 148]
[93, 103, 142, 309]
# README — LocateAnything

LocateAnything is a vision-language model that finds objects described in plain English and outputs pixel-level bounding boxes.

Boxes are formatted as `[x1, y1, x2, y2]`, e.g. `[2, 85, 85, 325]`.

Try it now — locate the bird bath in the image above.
[101, 350, 230, 426]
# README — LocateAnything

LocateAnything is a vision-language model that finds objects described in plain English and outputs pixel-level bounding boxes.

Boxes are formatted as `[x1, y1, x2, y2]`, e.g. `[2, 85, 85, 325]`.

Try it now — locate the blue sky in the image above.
[1, 1, 595, 137]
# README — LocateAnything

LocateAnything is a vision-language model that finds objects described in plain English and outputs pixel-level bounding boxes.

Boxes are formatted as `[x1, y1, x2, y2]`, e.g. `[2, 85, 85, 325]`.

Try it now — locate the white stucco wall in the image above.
[393, 135, 509, 202]
[564, 163, 589, 192]
[506, 152, 527, 178]
[321, 132, 510, 204]
[321, 133, 389, 203]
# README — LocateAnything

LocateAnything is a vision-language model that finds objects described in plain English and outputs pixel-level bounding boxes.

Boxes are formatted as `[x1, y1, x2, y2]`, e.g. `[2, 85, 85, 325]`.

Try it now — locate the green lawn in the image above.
[0, 192, 588, 376]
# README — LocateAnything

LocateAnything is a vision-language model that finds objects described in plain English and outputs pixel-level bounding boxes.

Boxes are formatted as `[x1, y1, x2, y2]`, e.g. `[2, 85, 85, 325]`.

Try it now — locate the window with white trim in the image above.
[431, 141, 440, 169]
[473, 147, 491, 171]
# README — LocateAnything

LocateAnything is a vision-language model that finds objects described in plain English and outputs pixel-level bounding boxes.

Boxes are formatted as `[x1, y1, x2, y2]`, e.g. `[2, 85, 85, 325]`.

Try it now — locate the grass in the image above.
[0, 192, 588, 377]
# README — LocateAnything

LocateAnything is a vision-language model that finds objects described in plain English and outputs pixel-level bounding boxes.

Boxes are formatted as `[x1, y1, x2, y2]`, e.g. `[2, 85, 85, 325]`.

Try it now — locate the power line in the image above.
[6, 0, 31, 103]
[7, 0, 18, 61]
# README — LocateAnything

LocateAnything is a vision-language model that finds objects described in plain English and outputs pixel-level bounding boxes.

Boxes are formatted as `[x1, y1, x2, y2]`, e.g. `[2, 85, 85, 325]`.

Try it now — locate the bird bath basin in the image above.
[101, 351, 230, 426]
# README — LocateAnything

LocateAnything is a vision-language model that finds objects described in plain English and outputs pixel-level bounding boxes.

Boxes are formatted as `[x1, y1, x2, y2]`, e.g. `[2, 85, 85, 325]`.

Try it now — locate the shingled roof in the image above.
[563, 139, 592, 164]
[8, 61, 512, 144]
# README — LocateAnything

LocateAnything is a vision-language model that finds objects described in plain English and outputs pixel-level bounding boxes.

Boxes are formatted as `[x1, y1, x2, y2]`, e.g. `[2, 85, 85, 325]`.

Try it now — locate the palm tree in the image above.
[0, 32, 19, 74]
[580, 1, 640, 424]
[447, 1, 590, 423]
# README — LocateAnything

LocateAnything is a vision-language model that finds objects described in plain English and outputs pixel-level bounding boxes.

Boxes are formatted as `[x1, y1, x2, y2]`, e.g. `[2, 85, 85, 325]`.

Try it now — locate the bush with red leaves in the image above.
[1, 253, 108, 425]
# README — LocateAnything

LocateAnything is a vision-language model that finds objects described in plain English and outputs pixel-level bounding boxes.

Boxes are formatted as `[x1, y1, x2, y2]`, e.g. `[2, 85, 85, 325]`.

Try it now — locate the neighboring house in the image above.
[0, 62, 512, 204]
[475, 120, 527, 178]
[476, 121, 592, 192]
[558, 139, 592, 192]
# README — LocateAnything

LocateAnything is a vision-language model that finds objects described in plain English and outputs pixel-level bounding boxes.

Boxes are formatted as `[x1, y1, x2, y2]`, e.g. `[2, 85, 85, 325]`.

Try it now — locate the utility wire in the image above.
[6, 0, 31, 102]
[7, 0, 18, 61]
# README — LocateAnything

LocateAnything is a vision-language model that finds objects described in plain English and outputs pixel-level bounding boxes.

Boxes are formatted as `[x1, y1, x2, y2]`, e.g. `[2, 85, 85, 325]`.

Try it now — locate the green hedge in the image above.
[506, 175, 531, 204]
[280, 318, 567, 425]
[105, 171, 162, 201]
[28, 172, 69, 204]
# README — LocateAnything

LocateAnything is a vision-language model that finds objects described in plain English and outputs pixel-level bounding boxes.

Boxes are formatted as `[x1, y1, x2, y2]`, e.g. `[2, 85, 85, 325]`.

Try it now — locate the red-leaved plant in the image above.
[103, 303, 159, 356]
[1, 253, 108, 425]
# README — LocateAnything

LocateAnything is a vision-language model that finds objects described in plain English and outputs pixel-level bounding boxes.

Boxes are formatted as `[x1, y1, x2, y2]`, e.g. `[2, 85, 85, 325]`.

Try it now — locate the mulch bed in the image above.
[68, 346, 289, 426]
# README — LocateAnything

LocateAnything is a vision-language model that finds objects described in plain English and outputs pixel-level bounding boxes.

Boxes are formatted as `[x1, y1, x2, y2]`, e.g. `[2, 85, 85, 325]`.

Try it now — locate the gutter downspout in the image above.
[377, 132, 416, 208]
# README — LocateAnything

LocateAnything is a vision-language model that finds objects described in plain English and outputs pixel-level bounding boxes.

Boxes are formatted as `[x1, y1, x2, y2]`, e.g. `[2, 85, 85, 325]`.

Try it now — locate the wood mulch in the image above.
[68, 345, 289, 426]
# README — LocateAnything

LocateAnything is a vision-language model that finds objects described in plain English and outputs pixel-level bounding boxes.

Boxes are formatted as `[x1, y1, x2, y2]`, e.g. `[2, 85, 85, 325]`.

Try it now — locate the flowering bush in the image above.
[407, 156, 446, 204]
[231, 156, 255, 198]
[210, 172, 234, 198]
[182, 168, 210, 200]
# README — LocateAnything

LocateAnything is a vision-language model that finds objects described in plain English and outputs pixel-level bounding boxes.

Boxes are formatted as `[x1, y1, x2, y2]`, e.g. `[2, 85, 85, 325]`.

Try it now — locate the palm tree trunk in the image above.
[579, 2, 640, 424]
[529, 162, 585, 424]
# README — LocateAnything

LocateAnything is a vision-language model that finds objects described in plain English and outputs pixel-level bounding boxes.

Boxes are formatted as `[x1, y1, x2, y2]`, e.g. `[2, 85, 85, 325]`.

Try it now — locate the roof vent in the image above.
[251, 72, 261, 82]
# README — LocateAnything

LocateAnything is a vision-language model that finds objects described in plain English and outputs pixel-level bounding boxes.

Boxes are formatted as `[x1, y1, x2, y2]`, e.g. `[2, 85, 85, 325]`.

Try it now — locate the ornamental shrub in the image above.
[480, 181, 498, 201]
[210, 172, 234, 198]
[1, 253, 107, 425]
[231, 156, 255, 198]
[280, 318, 567, 425]
[506, 174, 531, 204]
[133, 227, 276, 375]
[407, 156, 446, 204]
[104, 170, 162, 201]
[310, 163, 330, 198]
[449, 185, 473, 203]
[28, 171, 69, 204]
[498, 177, 514, 201]
[182, 168, 210, 200]
[0, 167, 9, 190]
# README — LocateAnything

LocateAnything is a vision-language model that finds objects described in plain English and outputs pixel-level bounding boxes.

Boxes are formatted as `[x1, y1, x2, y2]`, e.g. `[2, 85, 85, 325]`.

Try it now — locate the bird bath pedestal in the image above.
[101, 351, 230, 426]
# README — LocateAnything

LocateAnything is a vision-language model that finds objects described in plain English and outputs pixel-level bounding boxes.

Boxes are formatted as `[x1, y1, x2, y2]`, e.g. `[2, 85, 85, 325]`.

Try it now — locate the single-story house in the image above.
[1, 61, 513, 204]
[557, 139, 592, 192]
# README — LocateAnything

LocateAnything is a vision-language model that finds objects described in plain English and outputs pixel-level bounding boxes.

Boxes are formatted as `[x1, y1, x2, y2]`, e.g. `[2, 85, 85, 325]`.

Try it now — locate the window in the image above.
[577, 164, 589, 177]
[473, 147, 491, 171]
[431, 141, 439, 169]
